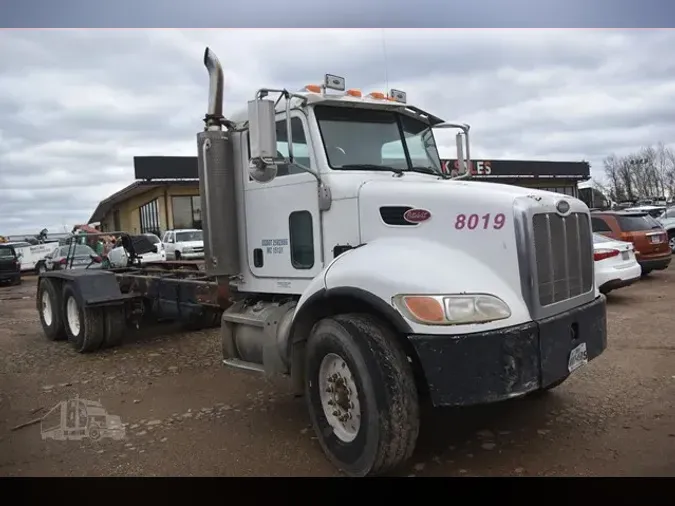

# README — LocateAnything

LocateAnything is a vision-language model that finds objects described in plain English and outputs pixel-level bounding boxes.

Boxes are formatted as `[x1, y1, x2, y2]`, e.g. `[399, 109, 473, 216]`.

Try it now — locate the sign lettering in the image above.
[454, 213, 506, 230]
[261, 238, 288, 255]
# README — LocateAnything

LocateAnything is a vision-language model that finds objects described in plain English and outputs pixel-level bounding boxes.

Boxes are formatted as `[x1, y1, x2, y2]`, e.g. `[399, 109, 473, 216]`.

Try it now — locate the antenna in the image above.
[381, 28, 389, 92]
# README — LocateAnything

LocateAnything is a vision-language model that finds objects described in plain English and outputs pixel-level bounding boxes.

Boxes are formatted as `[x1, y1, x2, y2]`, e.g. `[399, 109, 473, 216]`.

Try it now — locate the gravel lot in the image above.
[1, 270, 674, 477]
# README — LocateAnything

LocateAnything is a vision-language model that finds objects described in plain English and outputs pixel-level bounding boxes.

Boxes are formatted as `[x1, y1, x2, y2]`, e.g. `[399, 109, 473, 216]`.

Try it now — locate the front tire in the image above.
[62, 284, 105, 353]
[669, 230, 675, 254]
[304, 314, 419, 477]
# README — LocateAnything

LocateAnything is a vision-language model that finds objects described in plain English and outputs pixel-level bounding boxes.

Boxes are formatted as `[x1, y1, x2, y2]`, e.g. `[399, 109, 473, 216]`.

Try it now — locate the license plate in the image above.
[621, 251, 629, 260]
[568, 342, 588, 373]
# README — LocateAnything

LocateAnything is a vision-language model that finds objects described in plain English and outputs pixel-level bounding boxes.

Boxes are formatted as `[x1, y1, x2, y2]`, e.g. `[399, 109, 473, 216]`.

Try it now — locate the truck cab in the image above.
[193, 48, 608, 477]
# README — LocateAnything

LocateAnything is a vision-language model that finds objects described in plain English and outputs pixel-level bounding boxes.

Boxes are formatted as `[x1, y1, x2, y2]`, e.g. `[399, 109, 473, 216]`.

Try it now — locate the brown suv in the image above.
[591, 211, 671, 275]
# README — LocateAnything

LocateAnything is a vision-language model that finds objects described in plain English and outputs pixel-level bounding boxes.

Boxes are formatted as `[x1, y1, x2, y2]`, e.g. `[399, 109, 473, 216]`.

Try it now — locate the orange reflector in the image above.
[403, 296, 445, 323]
[345, 89, 362, 97]
[368, 92, 386, 100]
[305, 84, 322, 93]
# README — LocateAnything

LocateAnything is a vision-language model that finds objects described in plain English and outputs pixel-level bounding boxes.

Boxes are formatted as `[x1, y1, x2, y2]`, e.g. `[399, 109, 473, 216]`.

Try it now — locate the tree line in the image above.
[594, 143, 675, 203]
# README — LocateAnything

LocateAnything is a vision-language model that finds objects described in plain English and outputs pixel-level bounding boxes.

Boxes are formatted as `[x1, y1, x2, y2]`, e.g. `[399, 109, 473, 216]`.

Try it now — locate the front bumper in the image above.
[408, 295, 607, 407]
[0, 272, 20, 283]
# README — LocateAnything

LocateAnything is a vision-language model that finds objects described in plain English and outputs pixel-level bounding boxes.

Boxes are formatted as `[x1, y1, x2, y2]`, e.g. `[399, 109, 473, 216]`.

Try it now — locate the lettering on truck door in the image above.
[244, 112, 322, 280]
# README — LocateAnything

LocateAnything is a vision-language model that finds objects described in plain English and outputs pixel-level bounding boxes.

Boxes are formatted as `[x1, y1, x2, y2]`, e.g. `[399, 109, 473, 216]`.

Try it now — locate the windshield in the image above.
[0, 247, 15, 258]
[616, 214, 662, 231]
[143, 234, 160, 244]
[314, 105, 442, 173]
[176, 231, 203, 242]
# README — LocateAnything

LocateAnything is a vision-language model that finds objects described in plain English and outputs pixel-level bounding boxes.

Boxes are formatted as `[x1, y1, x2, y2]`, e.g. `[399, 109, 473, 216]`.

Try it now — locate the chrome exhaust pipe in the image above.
[203, 47, 224, 131]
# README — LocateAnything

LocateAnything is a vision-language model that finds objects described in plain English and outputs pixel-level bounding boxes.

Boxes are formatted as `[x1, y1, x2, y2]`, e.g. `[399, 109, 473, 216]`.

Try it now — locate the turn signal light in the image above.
[593, 249, 620, 262]
[401, 296, 445, 323]
[345, 89, 362, 97]
[368, 91, 386, 100]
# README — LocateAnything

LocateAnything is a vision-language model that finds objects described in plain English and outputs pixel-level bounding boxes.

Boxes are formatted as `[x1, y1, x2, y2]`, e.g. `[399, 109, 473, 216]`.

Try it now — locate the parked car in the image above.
[35, 244, 102, 274]
[0, 244, 22, 286]
[107, 233, 166, 267]
[655, 206, 675, 253]
[591, 210, 671, 275]
[592, 233, 641, 294]
[162, 229, 204, 260]
[624, 205, 666, 218]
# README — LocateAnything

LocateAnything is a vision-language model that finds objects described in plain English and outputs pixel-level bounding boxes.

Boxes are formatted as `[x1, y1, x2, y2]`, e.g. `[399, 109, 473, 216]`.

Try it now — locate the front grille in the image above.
[532, 212, 594, 306]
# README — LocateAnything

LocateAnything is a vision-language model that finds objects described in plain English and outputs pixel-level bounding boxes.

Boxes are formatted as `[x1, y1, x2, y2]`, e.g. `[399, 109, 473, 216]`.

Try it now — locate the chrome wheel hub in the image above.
[318, 353, 361, 443]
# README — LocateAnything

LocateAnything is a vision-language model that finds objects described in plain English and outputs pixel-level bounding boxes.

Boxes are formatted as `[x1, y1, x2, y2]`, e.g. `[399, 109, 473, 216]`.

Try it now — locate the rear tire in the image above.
[304, 313, 420, 477]
[37, 278, 66, 341]
[102, 305, 126, 349]
[62, 284, 105, 353]
[641, 268, 652, 277]
[669, 230, 675, 254]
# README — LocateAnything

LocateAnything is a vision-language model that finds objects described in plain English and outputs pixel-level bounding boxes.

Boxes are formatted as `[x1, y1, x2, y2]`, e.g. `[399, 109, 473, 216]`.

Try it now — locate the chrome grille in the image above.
[532, 212, 594, 306]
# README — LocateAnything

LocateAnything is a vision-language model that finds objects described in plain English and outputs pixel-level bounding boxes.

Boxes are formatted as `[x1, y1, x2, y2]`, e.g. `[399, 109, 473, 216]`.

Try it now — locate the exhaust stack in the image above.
[197, 47, 240, 278]
[203, 48, 224, 131]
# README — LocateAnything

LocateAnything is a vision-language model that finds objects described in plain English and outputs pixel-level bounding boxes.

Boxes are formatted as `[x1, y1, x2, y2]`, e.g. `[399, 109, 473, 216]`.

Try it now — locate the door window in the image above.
[289, 211, 314, 269]
[274, 118, 311, 176]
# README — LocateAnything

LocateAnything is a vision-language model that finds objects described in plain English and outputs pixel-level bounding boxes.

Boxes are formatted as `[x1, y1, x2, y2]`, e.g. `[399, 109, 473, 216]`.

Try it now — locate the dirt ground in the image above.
[0, 269, 674, 477]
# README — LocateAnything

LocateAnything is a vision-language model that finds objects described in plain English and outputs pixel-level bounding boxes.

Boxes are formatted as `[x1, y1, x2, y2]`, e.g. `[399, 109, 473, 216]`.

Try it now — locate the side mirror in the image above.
[90, 254, 102, 263]
[247, 98, 278, 183]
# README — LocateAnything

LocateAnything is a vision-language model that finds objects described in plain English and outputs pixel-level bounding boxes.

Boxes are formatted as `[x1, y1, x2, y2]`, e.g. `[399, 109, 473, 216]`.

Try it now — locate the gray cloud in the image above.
[1, 29, 675, 235]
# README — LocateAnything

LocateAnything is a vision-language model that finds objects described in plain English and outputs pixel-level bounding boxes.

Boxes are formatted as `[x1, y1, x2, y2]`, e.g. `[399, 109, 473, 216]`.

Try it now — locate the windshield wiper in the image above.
[339, 164, 404, 175]
[410, 166, 449, 179]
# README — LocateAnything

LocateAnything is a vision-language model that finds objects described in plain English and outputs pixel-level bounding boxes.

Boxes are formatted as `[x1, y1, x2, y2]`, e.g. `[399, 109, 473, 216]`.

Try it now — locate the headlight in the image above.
[392, 294, 511, 325]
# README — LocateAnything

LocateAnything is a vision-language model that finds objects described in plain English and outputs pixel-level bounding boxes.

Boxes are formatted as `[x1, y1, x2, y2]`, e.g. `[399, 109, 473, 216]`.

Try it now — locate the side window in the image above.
[591, 217, 612, 233]
[289, 211, 314, 269]
[275, 118, 311, 176]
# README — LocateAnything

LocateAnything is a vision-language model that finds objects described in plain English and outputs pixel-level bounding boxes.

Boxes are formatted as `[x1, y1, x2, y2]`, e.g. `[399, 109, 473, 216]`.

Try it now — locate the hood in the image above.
[357, 179, 588, 304]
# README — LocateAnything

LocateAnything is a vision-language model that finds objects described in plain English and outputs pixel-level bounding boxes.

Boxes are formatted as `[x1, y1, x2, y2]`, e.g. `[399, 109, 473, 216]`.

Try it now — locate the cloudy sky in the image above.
[1, 29, 675, 236]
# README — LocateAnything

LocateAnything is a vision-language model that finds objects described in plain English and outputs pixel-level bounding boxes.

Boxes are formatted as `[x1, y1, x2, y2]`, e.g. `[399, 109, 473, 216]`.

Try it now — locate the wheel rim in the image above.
[669, 236, 675, 252]
[39, 265, 45, 273]
[318, 353, 361, 443]
[66, 296, 81, 336]
[41, 290, 53, 326]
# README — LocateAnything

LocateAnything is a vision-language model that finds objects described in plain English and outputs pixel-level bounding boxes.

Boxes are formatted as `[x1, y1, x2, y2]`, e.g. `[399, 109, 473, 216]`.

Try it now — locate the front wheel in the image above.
[669, 231, 675, 254]
[304, 314, 420, 477]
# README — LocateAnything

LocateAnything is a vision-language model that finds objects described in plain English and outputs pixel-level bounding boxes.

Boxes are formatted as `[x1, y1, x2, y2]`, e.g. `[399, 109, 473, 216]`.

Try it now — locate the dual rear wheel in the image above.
[37, 278, 125, 353]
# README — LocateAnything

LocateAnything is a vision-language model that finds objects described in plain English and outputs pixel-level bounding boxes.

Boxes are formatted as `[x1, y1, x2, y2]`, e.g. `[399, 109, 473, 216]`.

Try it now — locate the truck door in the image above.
[244, 111, 322, 280]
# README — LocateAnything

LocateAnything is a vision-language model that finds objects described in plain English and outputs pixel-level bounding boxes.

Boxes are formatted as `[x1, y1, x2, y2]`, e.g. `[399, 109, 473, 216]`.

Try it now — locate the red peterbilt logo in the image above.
[403, 208, 431, 223]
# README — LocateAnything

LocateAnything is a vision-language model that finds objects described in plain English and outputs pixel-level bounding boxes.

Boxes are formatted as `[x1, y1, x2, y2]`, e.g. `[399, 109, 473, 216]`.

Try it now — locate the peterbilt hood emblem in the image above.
[403, 208, 431, 224]
[556, 200, 571, 215]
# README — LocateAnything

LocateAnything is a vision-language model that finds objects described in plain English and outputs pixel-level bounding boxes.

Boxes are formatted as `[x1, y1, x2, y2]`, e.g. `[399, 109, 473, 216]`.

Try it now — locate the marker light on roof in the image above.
[305, 84, 322, 93]
[345, 89, 362, 97]
[324, 74, 346, 91]
[389, 89, 407, 103]
[368, 91, 386, 100]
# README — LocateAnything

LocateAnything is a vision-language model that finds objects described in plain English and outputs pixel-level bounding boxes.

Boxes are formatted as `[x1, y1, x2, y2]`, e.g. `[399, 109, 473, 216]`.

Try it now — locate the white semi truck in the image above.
[36, 47, 607, 477]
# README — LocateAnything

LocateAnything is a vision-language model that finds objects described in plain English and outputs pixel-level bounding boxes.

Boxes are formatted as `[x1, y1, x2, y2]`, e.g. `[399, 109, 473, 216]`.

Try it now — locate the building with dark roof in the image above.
[440, 158, 590, 197]
[88, 157, 200, 237]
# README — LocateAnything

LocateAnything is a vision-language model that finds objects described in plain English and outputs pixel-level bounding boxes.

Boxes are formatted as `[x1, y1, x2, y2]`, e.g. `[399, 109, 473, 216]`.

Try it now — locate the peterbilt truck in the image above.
[36, 47, 607, 477]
